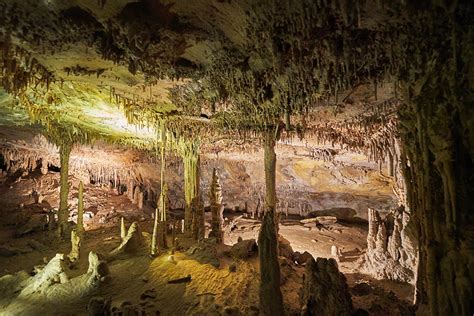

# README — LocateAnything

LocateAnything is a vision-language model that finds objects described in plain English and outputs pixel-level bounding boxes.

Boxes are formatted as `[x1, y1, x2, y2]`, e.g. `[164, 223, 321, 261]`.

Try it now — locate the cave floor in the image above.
[0, 172, 414, 315]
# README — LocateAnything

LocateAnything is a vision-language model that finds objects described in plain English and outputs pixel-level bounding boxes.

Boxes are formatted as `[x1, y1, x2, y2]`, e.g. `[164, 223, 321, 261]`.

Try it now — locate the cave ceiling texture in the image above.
[0, 0, 473, 315]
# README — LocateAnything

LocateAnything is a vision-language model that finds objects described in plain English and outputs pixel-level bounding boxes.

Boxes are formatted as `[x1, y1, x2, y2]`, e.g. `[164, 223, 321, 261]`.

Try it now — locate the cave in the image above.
[0, 1, 472, 315]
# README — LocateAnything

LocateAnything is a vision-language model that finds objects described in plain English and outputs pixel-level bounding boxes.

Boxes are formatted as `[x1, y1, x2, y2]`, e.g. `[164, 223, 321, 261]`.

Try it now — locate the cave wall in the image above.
[397, 3, 474, 313]
[0, 130, 397, 222]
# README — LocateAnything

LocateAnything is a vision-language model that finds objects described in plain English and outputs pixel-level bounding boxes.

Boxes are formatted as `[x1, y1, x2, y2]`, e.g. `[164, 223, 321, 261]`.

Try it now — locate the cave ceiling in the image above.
[0, 0, 469, 155]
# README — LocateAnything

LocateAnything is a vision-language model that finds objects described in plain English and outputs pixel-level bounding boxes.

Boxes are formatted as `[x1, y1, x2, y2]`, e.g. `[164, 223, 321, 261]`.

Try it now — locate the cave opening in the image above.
[0, 1, 472, 315]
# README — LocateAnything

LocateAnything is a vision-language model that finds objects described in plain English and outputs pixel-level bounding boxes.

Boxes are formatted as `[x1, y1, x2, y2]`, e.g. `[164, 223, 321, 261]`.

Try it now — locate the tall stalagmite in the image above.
[57, 142, 72, 237]
[258, 130, 283, 315]
[209, 168, 224, 243]
[77, 180, 84, 235]
[182, 140, 200, 237]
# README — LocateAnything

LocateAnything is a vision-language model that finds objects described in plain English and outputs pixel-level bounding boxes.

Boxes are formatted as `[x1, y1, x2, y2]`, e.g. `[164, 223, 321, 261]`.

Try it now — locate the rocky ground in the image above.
[0, 170, 414, 315]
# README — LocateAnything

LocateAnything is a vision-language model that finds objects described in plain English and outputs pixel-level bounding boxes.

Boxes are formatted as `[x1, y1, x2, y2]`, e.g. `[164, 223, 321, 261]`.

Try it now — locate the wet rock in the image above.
[228, 239, 258, 259]
[300, 257, 352, 315]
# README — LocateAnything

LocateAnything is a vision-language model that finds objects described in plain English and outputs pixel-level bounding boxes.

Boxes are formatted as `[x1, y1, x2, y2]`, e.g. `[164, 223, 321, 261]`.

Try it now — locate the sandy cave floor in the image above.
[0, 171, 414, 315]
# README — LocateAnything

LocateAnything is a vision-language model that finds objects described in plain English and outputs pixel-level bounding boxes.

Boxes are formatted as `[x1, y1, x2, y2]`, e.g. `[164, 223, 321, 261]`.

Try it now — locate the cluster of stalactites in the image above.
[0, 36, 55, 96]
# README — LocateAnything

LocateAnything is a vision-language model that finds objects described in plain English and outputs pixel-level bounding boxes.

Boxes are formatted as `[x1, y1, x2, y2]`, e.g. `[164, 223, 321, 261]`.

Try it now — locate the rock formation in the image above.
[258, 211, 283, 316]
[209, 168, 224, 243]
[109, 221, 143, 257]
[300, 257, 353, 315]
[363, 207, 417, 284]
[67, 229, 81, 263]
[228, 239, 258, 259]
[76, 180, 84, 231]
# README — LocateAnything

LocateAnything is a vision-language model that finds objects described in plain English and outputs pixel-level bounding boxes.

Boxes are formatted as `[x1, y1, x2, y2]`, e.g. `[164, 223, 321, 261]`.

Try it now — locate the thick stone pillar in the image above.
[258, 129, 283, 315]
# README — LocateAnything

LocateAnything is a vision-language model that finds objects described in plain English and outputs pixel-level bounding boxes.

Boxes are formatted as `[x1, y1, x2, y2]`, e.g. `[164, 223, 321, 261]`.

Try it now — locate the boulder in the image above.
[294, 251, 313, 265]
[278, 235, 294, 260]
[228, 239, 258, 259]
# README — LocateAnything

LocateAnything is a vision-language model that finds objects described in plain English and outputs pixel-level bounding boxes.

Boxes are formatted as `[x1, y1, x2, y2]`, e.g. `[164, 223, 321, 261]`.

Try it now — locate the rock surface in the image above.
[300, 256, 353, 315]
[228, 239, 258, 259]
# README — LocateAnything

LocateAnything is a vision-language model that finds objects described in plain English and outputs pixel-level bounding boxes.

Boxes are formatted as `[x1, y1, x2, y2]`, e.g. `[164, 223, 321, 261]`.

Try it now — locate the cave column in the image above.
[152, 125, 168, 255]
[258, 128, 283, 316]
[57, 142, 72, 238]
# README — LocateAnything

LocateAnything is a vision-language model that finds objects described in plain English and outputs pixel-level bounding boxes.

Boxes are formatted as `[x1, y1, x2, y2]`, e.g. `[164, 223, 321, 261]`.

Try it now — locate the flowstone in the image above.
[0, 251, 108, 315]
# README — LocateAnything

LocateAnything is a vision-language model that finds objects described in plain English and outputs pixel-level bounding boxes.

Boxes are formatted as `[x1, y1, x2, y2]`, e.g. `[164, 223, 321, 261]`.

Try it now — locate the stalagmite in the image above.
[209, 168, 224, 243]
[138, 192, 144, 209]
[110, 222, 143, 257]
[67, 229, 81, 263]
[300, 257, 353, 315]
[159, 183, 169, 247]
[77, 181, 84, 235]
[192, 194, 205, 240]
[57, 142, 72, 238]
[120, 217, 126, 241]
[182, 140, 200, 237]
[258, 130, 283, 316]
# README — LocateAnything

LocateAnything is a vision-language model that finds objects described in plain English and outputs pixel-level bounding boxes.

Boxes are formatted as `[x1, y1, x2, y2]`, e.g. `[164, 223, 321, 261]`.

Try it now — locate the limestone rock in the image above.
[300, 256, 352, 315]
[228, 239, 258, 259]
[20, 254, 69, 297]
